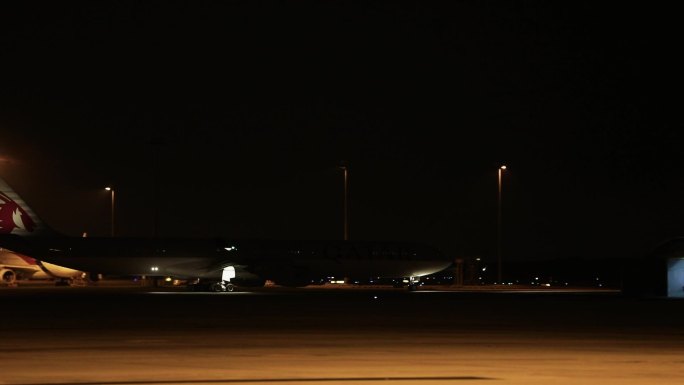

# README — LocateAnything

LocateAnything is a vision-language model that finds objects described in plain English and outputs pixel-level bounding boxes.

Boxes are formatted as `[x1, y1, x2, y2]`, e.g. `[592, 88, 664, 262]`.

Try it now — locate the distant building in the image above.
[624, 238, 684, 298]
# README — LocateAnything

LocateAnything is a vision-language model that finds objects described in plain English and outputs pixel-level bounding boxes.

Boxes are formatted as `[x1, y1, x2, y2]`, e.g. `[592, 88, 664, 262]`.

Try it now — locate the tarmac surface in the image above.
[1, 285, 683, 385]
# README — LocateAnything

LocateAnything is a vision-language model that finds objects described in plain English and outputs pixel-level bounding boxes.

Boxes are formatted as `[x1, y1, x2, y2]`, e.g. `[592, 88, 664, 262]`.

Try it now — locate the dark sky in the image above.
[0, 1, 680, 262]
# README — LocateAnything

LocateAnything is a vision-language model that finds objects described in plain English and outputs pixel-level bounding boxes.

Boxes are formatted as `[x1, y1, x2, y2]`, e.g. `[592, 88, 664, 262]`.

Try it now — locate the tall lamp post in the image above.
[105, 187, 115, 237]
[338, 163, 349, 241]
[497, 165, 506, 283]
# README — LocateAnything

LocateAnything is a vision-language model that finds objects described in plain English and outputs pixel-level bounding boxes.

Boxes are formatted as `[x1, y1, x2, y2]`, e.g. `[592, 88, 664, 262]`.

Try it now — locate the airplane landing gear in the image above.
[195, 266, 239, 292]
[210, 281, 236, 292]
[393, 276, 421, 290]
[408, 276, 420, 291]
[213, 266, 237, 292]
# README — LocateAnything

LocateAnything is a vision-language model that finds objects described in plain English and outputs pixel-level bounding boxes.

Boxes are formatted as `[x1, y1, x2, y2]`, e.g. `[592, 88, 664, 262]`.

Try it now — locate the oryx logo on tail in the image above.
[0, 192, 36, 234]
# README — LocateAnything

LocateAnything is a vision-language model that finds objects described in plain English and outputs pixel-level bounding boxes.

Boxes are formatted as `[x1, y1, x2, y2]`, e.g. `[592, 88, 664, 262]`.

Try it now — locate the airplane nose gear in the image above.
[408, 276, 420, 291]
[210, 281, 236, 292]
[210, 266, 238, 292]
[394, 276, 421, 290]
[211, 282, 225, 292]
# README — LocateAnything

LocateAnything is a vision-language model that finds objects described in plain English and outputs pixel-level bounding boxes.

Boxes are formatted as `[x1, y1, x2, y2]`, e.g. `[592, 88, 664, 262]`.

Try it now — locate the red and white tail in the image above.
[0, 177, 54, 236]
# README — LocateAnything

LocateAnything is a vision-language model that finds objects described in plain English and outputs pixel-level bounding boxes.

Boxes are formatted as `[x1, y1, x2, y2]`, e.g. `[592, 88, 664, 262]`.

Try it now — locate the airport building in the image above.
[624, 238, 684, 298]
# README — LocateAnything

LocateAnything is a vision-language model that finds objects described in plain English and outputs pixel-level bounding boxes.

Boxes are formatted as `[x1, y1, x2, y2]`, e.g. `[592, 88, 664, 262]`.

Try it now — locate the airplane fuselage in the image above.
[0, 235, 452, 285]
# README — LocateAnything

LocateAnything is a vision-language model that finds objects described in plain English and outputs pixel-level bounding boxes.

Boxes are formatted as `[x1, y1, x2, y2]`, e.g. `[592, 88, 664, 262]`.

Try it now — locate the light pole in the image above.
[338, 163, 349, 241]
[497, 165, 506, 283]
[105, 187, 115, 237]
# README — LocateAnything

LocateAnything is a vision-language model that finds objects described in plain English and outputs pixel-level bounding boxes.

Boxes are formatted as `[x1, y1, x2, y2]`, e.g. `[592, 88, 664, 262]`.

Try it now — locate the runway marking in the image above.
[411, 289, 620, 294]
[14, 376, 495, 384]
[145, 292, 256, 295]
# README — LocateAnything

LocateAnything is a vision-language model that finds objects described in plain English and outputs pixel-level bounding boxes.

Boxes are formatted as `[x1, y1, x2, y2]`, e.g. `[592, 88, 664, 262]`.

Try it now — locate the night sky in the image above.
[0, 1, 680, 262]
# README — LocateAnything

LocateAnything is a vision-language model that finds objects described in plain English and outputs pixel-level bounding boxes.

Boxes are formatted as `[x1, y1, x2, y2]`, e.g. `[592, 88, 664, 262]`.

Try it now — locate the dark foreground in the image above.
[1, 286, 683, 385]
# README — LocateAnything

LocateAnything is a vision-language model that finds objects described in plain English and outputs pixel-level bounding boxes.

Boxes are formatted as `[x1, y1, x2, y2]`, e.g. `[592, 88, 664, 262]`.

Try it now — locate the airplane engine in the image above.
[1, 268, 16, 284]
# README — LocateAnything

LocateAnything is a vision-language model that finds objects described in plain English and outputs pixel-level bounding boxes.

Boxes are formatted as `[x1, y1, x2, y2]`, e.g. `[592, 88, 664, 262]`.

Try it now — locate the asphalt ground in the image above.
[1, 286, 683, 385]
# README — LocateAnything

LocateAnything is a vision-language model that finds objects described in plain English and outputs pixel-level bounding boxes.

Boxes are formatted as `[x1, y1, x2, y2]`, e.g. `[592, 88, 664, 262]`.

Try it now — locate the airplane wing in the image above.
[1, 264, 40, 273]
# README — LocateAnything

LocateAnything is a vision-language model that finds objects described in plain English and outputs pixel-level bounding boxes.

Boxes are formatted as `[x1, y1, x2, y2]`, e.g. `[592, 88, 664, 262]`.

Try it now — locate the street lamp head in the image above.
[105, 187, 112, 191]
[500, 165, 507, 170]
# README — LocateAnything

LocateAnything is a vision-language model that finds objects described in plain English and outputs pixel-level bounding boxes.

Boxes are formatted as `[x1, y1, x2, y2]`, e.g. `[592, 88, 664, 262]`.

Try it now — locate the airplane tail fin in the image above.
[0, 177, 57, 237]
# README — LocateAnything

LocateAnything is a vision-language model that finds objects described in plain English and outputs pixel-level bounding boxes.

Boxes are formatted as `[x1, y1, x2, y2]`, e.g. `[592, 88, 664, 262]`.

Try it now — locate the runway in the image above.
[1, 287, 682, 384]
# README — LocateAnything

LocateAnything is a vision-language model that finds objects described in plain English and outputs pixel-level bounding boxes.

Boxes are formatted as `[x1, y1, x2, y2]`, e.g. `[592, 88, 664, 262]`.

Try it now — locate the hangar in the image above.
[624, 238, 684, 297]
[667, 255, 684, 298]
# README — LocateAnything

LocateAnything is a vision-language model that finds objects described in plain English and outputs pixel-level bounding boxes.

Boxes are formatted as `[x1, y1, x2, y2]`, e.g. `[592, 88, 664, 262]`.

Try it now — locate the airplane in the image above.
[0, 176, 453, 291]
[0, 248, 86, 286]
